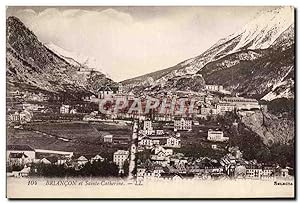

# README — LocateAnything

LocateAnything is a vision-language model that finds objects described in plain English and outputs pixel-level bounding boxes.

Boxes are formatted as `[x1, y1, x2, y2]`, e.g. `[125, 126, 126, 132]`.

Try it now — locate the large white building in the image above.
[143, 120, 155, 135]
[220, 97, 260, 110]
[97, 85, 121, 99]
[174, 118, 192, 131]
[103, 135, 113, 143]
[138, 136, 154, 148]
[113, 150, 129, 167]
[165, 136, 181, 148]
[207, 130, 229, 142]
[9, 110, 32, 124]
[216, 103, 235, 114]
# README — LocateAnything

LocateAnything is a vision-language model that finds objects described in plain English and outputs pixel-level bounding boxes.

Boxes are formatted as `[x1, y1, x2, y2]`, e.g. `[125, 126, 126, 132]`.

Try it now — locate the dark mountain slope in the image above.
[198, 45, 294, 98]
[6, 16, 113, 99]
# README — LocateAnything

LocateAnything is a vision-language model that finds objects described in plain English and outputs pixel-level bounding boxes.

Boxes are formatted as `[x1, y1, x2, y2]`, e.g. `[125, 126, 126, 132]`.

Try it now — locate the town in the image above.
[6, 83, 293, 181]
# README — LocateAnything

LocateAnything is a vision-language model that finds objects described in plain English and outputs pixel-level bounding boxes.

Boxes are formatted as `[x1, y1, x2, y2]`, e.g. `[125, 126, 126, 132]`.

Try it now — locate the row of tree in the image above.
[29, 161, 129, 177]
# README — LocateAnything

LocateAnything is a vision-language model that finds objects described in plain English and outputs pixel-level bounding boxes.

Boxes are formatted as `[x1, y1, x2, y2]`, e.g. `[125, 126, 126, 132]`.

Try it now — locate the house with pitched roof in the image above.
[8, 153, 29, 166]
[97, 85, 120, 99]
[40, 157, 58, 165]
[7, 144, 35, 165]
[91, 154, 105, 163]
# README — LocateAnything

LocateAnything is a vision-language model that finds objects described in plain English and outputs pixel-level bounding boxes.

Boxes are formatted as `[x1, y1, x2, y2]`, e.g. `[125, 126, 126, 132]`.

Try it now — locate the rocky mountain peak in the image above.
[122, 7, 294, 101]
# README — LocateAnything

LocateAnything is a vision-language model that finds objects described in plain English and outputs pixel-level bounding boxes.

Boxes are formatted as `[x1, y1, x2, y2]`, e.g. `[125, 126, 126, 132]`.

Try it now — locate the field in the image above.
[7, 119, 229, 159]
[7, 121, 132, 157]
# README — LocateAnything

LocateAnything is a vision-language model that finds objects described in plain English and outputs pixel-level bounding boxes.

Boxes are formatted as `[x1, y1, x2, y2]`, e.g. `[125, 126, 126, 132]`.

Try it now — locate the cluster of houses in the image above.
[7, 83, 266, 126]
[7, 90, 49, 102]
[59, 104, 77, 114]
[138, 119, 229, 150]
[84, 83, 265, 122]
[7, 84, 274, 182]
[136, 146, 292, 182]
[7, 142, 137, 177]
[138, 120, 181, 150]
[7, 103, 78, 125]
[132, 117, 291, 182]
[8, 110, 33, 124]
[6, 144, 112, 177]
[198, 95, 263, 118]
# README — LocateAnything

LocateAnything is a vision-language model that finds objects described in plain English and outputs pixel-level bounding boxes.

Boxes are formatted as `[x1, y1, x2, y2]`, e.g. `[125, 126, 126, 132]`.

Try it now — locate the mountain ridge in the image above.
[6, 16, 114, 99]
[122, 6, 294, 100]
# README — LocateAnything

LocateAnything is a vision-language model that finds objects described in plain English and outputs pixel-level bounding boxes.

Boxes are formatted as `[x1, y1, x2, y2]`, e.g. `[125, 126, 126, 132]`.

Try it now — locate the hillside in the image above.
[122, 7, 294, 100]
[6, 16, 113, 99]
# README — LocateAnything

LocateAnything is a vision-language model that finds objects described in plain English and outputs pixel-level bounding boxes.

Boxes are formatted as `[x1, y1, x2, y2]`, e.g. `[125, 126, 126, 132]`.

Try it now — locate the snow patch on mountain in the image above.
[45, 42, 102, 71]
[229, 6, 293, 52]
[123, 7, 294, 99]
[262, 66, 294, 101]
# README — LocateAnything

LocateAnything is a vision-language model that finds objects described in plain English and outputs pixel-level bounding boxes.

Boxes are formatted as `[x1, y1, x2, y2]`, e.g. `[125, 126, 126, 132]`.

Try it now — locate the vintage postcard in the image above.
[6, 6, 295, 199]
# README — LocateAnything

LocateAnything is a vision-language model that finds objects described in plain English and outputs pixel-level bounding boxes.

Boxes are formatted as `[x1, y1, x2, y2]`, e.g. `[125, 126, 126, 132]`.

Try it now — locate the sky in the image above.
[7, 6, 276, 82]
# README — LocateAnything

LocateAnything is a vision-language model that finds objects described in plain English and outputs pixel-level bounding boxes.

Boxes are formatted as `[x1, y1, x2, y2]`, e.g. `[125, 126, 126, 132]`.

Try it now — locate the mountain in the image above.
[122, 7, 294, 100]
[6, 16, 113, 99]
[45, 42, 102, 71]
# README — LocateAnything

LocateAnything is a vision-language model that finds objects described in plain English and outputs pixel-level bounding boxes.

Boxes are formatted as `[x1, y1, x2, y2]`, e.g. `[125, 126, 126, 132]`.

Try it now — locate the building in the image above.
[152, 146, 173, 156]
[113, 150, 129, 167]
[60, 105, 70, 114]
[261, 166, 275, 177]
[144, 166, 165, 179]
[91, 154, 105, 163]
[174, 118, 192, 131]
[246, 166, 262, 179]
[8, 110, 32, 124]
[216, 103, 235, 114]
[193, 121, 200, 125]
[12, 166, 31, 178]
[281, 168, 289, 178]
[138, 136, 154, 148]
[40, 157, 58, 165]
[76, 156, 89, 166]
[97, 85, 120, 99]
[207, 130, 229, 142]
[7, 145, 35, 165]
[156, 129, 164, 135]
[76, 67, 94, 77]
[142, 120, 155, 135]
[103, 135, 113, 143]
[211, 144, 218, 150]
[205, 85, 224, 92]
[9, 112, 21, 122]
[8, 153, 30, 166]
[234, 165, 247, 178]
[165, 136, 181, 148]
[204, 95, 214, 104]
[70, 108, 77, 114]
[137, 167, 146, 182]
[200, 106, 212, 115]
[220, 97, 260, 110]
[150, 151, 169, 166]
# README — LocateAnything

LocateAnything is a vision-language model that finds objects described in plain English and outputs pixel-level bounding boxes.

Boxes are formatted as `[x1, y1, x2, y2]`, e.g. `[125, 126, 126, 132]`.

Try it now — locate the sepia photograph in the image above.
[5, 5, 295, 199]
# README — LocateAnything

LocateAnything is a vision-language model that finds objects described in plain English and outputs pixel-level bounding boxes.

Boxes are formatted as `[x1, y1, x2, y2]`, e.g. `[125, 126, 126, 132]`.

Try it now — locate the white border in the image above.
[1, 0, 298, 203]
